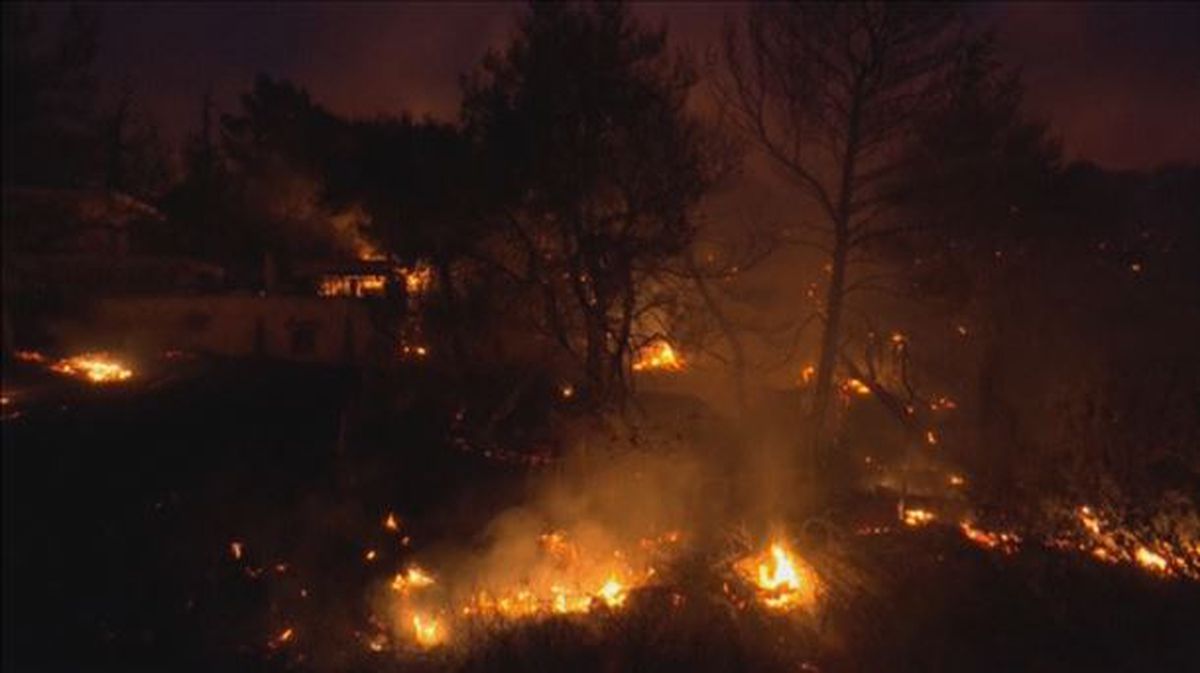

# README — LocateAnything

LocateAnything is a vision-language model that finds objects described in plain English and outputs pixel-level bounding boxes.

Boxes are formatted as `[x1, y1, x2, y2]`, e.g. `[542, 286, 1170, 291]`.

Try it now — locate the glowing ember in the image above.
[1060, 505, 1199, 579]
[13, 350, 46, 363]
[959, 521, 1021, 554]
[384, 512, 400, 531]
[48, 353, 133, 384]
[799, 364, 816, 385]
[230, 541, 244, 560]
[925, 430, 939, 446]
[365, 549, 378, 562]
[842, 378, 871, 396]
[947, 474, 966, 487]
[268, 627, 294, 649]
[902, 508, 936, 527]
[632, 339, 684, 372]
[735, 541, 818, 611]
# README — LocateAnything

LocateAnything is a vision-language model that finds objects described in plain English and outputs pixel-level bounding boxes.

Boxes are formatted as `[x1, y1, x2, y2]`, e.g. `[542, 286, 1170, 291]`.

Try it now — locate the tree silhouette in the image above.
[463, 3, 726, 408]
[718, 3, 966, 462]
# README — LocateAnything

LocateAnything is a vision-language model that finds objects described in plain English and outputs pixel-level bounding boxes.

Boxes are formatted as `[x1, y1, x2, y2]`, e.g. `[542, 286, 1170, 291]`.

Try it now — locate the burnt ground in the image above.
[2, 359, 1199, 673]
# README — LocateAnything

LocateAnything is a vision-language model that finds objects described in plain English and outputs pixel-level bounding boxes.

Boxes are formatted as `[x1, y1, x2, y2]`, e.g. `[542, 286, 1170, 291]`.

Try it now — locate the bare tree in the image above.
[717, 2, 964, 461]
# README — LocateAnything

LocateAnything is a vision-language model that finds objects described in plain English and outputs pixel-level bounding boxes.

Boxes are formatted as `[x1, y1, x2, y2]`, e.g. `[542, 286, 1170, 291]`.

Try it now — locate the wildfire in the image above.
[959, 521, 1021, 554]
[411, 614, 443, 649]
[1060, 506, 1200, 579]
[391, 566, 436, 594]
[47, 353, 134, 384]
[735, 541, 819, 612]
[632, 339, 684, 372]
[400, 262, 435, 296]
[902, 508, 936, 527]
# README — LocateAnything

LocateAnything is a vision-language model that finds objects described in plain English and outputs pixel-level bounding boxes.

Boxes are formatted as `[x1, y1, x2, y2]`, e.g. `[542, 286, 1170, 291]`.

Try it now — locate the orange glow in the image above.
[391, 566, 436, 594]
[411, 614, 443, 648]
[48, 353, 133, 384]
[959, 521, 1021, 554]
[842, 378, 871, 396]
[632, 339, 684, 372]
[230, 541, 244, 560]
[384, 512, 400, 531]
[902, 508, 935, 527]
[735, 541, 819, 611]
[318, 274, 388, 298]
[799, 364, 816, 385]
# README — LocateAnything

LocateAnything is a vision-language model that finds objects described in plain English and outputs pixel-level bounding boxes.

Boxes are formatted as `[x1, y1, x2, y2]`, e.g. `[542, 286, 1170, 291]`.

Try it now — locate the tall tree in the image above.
[463, 3, 726, 408]
[2, 4, 101, 188]
[718, 2, 965, 461]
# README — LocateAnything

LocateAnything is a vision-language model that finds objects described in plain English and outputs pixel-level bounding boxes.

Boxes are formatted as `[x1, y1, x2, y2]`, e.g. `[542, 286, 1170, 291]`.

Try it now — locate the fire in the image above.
[318, 273, 388, 298]
[230, 541, 244, 560]
[799, 364, 816, 385]
[1061, 506, 1199, 579]
[959, 522, 1021, 554]
[268, 627, 294, 649]
[902, 508, 936, 527]
[925, 430, 939, 446]
[400, 262, 435, 296]
[632, 339, 684, 372]
[411, 614, 443, 648]
[1135, 547, 1168, 573]
[596, 575, 627, 608]
[14, 350, 47, 363]
[384, 512, 400, 531]
[842, 378, 871, 396]
[48, 353, 133, 384]
[735, 541, 818, 611]
[391, 566, 436, 594]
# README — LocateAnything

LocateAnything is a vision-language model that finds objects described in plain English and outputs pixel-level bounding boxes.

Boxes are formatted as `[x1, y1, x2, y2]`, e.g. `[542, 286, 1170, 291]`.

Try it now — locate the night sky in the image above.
[74, 2, 1200, 169]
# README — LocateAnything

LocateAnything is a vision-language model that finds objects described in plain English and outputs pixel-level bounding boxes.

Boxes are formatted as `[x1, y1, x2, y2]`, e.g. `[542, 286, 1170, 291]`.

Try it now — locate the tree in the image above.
[2, 4, 101, 188]
[718, 2, 966, 461]
[463, 3, 727, 408]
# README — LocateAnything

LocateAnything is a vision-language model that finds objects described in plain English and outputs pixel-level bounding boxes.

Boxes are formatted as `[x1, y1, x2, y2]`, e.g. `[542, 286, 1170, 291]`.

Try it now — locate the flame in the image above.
[14, 350, 47, 363]
[318, 274, 388, 298]
[596, 575, 626, 608]
[268, 627, 294, 649]
[384, 512, 400, 531]
[230, 541, 244, 560]
[735, 541, 818, 611]
[632, 340, 684, 372]
[959, 522, 1021, 554]
[48, 353, 133, 384]
[400, 262, 435, 296]
[842, 378, 871, 396]
[392, 566, 436, 593]
[902, 508, 936, 527]
[925, 430, 939, 446]
[799, 364, 816, 385]
[411, 614, 443, 648]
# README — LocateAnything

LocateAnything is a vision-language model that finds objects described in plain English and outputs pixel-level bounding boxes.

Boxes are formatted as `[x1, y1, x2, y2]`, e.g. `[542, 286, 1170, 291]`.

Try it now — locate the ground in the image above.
[2, 358, 1198, 673]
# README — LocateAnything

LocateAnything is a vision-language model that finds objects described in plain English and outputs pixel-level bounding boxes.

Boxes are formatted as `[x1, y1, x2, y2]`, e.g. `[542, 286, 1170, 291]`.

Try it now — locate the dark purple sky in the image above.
[79, 1, 1200, 170]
